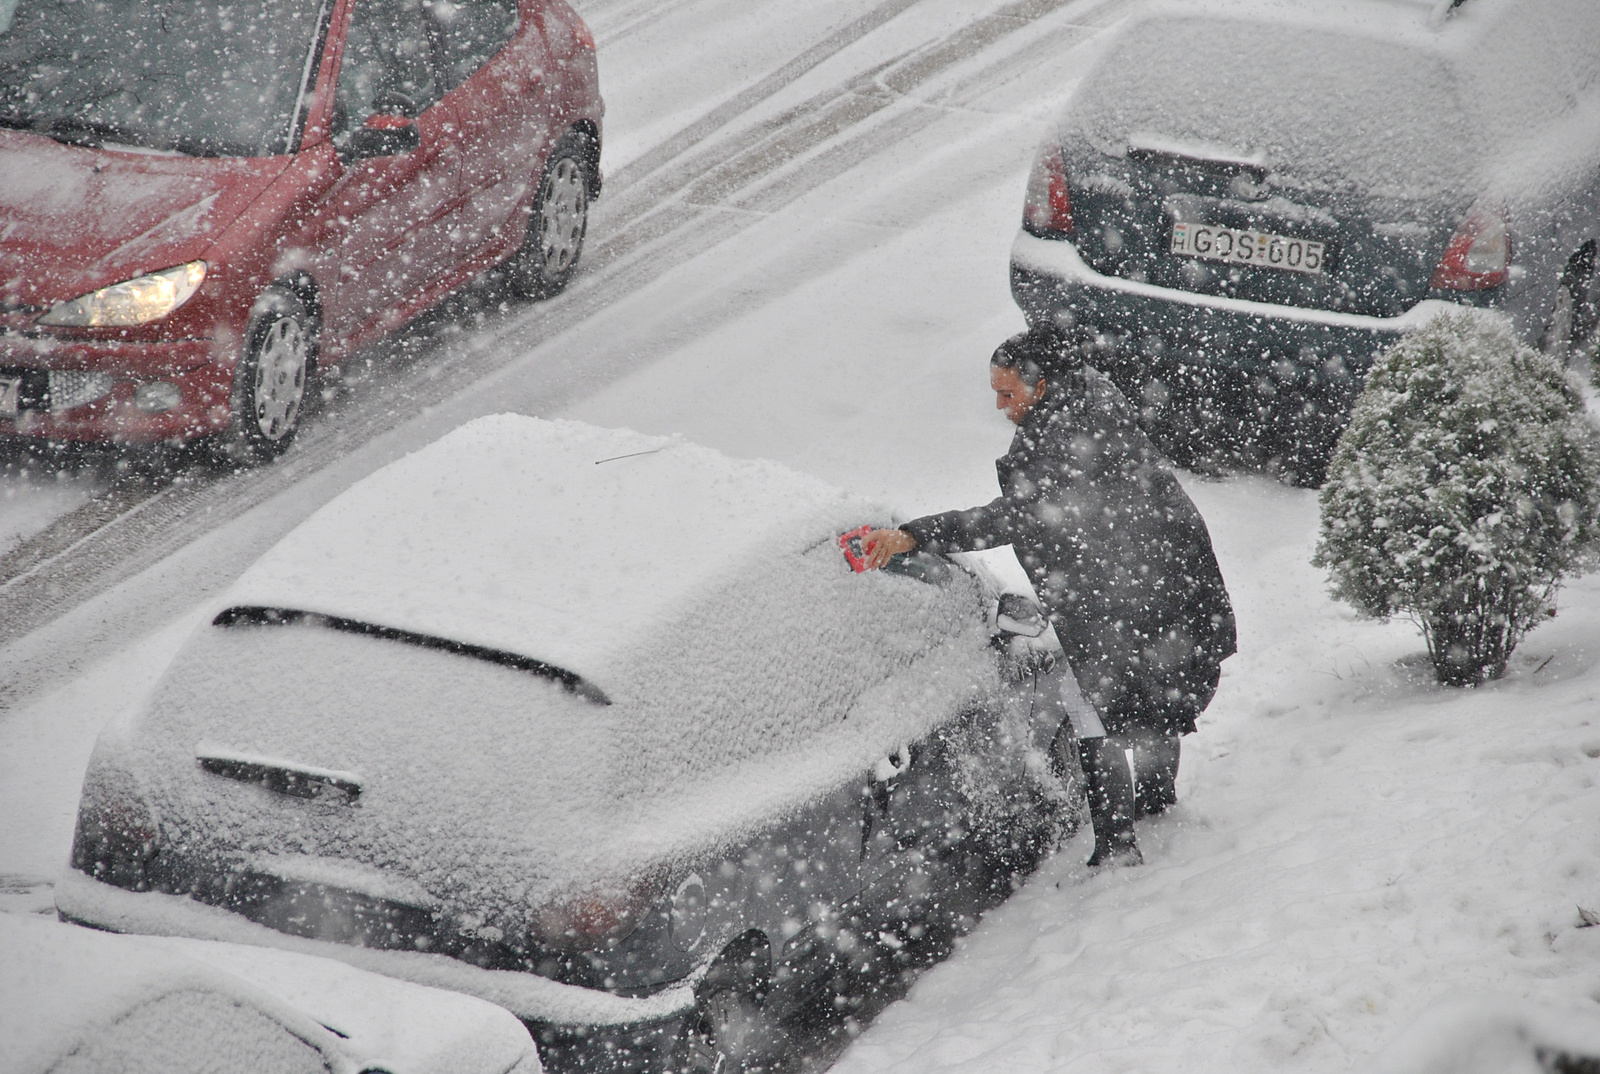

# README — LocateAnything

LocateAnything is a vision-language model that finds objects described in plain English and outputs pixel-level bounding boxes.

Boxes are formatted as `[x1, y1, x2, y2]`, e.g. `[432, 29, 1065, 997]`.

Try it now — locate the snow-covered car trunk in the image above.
[62, 416, 1072, 1044]
[1052, 16, 1475, 319]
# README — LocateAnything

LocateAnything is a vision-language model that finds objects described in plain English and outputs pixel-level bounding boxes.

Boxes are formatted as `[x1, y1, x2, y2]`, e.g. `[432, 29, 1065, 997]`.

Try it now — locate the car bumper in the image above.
[55, 869, 698, 1030]
[1009, 230, 1461, 379]
[0, 334, 235, 444]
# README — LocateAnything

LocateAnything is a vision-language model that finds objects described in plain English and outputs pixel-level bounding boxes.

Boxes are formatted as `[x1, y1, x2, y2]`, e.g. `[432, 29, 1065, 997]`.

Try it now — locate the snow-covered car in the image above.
[59, 415, 1076, 1072]
[1010, 0, 1600, 479]
[0, 912, 540, 1074]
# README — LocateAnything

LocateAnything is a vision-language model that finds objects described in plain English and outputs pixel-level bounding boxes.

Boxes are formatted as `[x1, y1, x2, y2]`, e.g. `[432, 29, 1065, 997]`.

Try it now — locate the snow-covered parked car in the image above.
[1010, 0, 1600, 479]
[58, 415, 1077, 1072]
[0, 912, 540, 1074]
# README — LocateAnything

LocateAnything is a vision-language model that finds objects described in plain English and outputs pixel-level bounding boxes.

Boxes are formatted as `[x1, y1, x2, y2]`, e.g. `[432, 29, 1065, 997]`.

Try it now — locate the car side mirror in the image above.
[995, 592, 1047, 637]
[336, 93, 421, 163]
[337, 117, 420, 162]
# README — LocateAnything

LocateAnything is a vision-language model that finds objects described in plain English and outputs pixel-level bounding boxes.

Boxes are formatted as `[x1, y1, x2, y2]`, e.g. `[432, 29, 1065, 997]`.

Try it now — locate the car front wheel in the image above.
[508, 134, 592, 299]
[219, 289, 314, 463]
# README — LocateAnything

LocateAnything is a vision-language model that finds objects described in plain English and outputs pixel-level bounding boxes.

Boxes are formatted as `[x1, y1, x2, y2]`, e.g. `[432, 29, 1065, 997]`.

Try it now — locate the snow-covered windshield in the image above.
[1066, 17, 1478, 199]
[0, 0, 328, 156]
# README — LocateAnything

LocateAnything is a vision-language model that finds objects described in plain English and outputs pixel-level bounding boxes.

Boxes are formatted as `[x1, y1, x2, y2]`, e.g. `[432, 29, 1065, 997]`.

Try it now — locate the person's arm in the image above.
[861, 496, 1019, 569]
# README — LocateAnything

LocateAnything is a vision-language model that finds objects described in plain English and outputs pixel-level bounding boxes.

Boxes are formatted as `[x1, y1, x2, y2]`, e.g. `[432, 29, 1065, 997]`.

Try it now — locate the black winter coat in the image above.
[904, 366, 1236, 737]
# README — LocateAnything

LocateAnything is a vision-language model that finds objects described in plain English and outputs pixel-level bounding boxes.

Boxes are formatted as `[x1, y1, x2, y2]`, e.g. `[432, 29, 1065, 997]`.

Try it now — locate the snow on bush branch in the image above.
[1313, 310, 1600, 686]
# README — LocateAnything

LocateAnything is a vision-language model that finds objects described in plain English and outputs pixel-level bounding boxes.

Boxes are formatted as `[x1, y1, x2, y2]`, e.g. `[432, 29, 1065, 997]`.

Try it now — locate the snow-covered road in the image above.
[4, 0, 1600, 1071]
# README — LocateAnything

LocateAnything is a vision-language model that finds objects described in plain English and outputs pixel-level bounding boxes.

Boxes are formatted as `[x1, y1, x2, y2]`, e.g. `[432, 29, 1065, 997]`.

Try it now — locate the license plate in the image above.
[1170, 221, 1326, 275]
[0, 375, 20, 419]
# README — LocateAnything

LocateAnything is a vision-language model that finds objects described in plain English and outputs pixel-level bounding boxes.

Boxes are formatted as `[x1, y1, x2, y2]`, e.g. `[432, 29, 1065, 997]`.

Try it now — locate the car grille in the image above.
[48, 370, 116, 411]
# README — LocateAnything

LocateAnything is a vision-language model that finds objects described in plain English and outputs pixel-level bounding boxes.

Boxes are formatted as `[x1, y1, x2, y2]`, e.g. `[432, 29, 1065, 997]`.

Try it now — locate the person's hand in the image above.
[864, 528, 916, 569]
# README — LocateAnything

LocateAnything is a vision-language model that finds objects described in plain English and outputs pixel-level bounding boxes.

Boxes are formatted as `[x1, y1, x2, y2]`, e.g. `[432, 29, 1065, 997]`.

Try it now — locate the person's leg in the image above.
[1132, 733, 1181, 818]
[1077, 736, 1141, 867]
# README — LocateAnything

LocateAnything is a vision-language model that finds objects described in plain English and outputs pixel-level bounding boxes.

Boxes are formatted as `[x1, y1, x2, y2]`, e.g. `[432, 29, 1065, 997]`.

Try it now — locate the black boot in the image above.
[1078, 737, 1142, 868]
[1133, 734, 1180, 819]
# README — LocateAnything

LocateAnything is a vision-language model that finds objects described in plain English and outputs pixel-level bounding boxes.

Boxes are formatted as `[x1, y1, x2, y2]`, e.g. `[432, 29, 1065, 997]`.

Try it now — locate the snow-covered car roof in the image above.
[0, 913, 538, 1074]
[220, 415, 859, 692]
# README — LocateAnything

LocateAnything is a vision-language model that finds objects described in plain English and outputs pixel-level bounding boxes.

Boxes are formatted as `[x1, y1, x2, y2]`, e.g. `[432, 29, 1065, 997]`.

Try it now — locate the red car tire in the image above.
[508, 132, 593, 300]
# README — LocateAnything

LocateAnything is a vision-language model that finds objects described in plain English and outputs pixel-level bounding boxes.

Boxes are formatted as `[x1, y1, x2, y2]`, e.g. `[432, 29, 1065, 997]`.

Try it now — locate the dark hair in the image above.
[990, 324, 1080, 384]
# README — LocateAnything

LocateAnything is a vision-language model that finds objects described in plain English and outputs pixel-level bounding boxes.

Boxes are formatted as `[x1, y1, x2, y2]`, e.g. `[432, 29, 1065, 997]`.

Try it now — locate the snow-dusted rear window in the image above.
[1066, 17, 1476, 198]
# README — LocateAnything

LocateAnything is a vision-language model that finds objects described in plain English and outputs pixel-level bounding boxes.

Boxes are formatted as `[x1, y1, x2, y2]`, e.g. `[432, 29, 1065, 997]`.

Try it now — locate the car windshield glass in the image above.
[1067, 18, 1478, 199]
[0, 0, 327, 156]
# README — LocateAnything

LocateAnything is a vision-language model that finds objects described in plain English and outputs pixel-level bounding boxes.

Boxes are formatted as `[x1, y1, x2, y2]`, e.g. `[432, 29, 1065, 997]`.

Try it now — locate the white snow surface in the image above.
[1369, 995, 1600, 1074]
[219, 414, 868, 687]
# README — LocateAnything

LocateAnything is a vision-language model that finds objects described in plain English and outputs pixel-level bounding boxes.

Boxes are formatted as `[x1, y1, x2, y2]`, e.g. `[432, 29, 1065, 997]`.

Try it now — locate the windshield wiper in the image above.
[36, 116, 136, 149]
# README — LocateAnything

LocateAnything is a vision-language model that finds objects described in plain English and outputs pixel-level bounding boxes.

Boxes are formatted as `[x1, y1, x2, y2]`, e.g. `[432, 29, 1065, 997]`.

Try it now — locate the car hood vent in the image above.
[213, 606, 611, 705]
[196, 745, 363, 802]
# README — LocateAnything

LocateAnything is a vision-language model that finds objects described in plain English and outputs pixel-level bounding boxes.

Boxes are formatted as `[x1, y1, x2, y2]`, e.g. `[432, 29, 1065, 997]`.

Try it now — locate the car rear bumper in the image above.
[55, 869, 697, 1030]
[1009, 230, 1461, 379]
[0, 334, 235, 444]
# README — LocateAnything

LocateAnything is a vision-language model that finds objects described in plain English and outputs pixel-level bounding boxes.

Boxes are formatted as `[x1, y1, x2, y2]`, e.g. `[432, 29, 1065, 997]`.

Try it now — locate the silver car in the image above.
[60, 415, 1079, 1073]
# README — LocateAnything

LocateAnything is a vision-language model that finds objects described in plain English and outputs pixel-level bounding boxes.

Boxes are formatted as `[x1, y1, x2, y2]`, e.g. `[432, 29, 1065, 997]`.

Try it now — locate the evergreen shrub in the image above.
[1314, 311, 1600, 686]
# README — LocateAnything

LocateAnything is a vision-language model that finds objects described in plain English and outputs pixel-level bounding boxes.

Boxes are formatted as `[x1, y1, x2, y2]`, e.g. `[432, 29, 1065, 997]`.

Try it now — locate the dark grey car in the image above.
[59, 416, 1079, 1074]
[1010, 0, 1600, 482]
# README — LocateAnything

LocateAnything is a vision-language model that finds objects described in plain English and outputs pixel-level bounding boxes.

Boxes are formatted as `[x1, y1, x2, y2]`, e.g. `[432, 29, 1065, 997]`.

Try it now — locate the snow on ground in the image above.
[826, 478, 1600, 1073]
[0, 458, 104, 556]
[4, 0, 1600, 1070]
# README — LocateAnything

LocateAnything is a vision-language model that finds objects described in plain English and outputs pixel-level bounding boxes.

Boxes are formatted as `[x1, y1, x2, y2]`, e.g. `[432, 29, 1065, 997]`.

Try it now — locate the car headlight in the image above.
[40, 262, 207, 327]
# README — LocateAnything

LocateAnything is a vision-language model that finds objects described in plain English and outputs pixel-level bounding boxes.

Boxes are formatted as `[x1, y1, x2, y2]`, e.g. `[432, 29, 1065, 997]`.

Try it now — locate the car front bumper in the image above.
[0, 333, 235, 444]
[1009, 230, 1462, 381]
[54, 869, 698, 1031]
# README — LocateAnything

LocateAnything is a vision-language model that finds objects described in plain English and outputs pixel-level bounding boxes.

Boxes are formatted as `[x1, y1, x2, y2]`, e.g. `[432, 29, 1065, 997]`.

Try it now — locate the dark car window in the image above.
[333, 0, 516, 130]
[335, 0, 444, 130]
[427, 0, 518, 94]
[0, 0, 329, 156]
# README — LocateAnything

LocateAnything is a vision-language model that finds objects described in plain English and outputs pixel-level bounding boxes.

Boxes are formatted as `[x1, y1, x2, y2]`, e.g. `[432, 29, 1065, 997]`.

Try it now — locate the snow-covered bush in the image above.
[1314, 311, 1600, 686]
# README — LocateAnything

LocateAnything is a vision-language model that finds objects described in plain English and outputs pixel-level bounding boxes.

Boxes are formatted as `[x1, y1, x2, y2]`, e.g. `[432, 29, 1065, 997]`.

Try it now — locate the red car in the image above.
[0, 0, 602, 459]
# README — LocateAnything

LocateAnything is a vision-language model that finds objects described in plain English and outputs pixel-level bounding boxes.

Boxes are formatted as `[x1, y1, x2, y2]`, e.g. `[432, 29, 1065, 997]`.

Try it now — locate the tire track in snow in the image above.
[0, 0, 1121, 686]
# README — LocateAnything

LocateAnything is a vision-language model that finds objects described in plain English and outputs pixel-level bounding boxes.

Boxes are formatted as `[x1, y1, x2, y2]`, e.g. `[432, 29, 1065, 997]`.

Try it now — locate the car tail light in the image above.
[70, 772, 164, 892]
[531, 870, 667, 949]
[1023, 144, 1073, 236]
[1431, 202, 1510, 290]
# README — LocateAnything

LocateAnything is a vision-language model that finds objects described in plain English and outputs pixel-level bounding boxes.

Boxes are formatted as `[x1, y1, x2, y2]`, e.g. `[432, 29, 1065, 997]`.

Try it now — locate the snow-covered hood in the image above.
[219, 414, 864, 692]
[0, 129, 288, 312]
[0, 913, 537, 1074]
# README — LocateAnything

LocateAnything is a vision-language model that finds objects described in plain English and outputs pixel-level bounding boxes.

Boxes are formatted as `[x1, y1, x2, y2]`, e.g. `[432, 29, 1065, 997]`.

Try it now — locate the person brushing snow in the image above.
[862, 325, 1235, 867]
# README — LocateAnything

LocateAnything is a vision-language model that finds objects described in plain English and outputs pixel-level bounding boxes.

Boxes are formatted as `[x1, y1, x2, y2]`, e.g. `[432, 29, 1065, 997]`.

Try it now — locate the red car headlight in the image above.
[40, 262, 207, 328]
